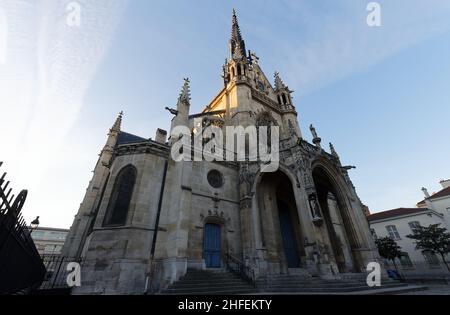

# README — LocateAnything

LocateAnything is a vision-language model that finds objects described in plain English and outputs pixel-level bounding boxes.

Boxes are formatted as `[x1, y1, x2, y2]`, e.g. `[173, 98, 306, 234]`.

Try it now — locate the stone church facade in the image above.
[62, 11, 381, 295]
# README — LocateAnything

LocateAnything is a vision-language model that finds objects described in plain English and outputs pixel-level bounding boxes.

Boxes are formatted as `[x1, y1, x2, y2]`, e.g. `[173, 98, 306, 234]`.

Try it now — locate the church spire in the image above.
[111, 111, 123, 133]
[178, 78, 191, 106]
[329, 143, 340, 160]
[230, 9, 246, 60]
[274, 72, 286, 92]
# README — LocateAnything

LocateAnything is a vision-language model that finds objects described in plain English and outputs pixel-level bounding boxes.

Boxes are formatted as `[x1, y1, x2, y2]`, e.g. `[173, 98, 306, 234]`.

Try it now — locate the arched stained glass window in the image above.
[103, 165, 137, 227]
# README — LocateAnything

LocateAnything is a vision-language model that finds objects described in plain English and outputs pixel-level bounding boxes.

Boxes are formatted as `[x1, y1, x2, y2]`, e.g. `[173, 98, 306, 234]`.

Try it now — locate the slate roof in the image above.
[417, 186, 450, 205]
[117, 131, 147, 145]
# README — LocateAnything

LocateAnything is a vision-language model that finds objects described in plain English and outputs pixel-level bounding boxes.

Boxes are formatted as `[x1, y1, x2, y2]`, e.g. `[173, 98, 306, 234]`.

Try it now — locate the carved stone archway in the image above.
[311, 161, 362, 273]
[254, 169, 306, 274]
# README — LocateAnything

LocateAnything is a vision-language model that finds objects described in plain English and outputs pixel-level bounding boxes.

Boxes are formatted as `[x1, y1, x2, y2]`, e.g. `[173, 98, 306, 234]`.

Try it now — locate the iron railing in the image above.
[0, 161, 46, 294]
[384, 260, 450, 281]
[38, 255, 84, 291]
[225, 252, 256, 288]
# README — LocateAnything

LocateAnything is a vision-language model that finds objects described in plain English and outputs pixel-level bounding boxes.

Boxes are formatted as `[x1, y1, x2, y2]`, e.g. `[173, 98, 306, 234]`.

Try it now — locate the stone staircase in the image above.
[255, 274, 414, 294]
[161, 269, 257, 295]
[161, 269, 427, 295]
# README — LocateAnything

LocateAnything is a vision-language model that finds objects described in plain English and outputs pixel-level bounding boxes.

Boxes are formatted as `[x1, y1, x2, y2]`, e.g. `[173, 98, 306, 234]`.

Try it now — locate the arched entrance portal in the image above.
[257, 171, 305, 270]
[312, 166, 357, 273]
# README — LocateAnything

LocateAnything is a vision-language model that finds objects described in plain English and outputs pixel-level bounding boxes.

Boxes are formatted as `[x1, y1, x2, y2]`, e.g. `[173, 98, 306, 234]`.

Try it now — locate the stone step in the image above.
[179, 278, 249, 283]
[257, 283, 401, 290]
[256, 284, 407, 293]
[256, 280, 375, 286]
[162, 289, 256, 295]
[182, 274, 239, 280]
[163, 286, 256, 295]
[166, 283, 254, 290]
[181, 275, 242, 280]
[256, 283, 406, 291]
[161, 270, 257, 295]
[256, 278, 366, 284]
[160, 269, 414, 295]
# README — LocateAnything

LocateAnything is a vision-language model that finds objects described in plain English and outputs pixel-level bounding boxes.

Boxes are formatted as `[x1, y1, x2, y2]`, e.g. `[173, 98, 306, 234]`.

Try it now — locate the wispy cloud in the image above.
[0, 0, 129, 226]
[254, 0, 450, 95]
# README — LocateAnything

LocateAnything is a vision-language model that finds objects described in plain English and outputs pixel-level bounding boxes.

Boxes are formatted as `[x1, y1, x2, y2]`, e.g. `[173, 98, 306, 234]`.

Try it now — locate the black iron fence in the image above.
[38, 255, 84, 291]
[384, 260, 450, 283]
[0, 162, 46, 294]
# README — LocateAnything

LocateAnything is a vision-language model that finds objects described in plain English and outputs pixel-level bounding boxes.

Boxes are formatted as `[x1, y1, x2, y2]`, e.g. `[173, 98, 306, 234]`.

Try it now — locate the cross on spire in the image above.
[178, 78, 191, 105]
[111, 111, 123, 132]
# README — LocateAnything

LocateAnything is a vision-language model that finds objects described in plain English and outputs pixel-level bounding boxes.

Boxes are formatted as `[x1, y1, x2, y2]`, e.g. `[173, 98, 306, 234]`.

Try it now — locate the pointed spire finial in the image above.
[329, 143, 339, 159]
[111, 111, 123, 132]
[230, 9, 246, 60]
[178, 78, 191, 105]
[274, 71, 286, 91]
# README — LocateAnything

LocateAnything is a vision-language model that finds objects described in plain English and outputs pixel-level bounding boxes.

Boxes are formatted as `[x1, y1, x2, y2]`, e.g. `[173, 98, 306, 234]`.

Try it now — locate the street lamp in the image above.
[29, 216, 40, 233]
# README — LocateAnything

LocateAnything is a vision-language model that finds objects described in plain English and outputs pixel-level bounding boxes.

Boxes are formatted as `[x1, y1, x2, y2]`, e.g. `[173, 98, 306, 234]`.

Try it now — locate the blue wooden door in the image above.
[278, 201, 300, 268]
[204, 223, 221, 268]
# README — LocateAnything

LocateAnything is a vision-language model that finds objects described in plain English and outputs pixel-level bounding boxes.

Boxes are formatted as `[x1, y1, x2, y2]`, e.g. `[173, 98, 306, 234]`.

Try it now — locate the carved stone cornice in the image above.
[115, 141, 170, 159]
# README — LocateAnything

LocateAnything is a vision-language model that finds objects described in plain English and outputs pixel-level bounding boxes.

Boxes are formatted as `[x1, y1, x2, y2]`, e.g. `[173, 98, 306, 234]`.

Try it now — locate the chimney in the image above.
[421, 187, 430, 198]
[421, 187, 436, 211]
[155, 129, 168, 144]
[440, 179, 450, 189]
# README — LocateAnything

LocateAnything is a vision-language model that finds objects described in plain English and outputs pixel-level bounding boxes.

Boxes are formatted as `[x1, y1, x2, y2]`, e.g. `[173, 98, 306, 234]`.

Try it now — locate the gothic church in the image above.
[62, 10, 381, 294]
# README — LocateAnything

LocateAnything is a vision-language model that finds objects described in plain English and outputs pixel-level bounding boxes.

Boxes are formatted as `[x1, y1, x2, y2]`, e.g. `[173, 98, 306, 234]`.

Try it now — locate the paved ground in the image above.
[400, 284, 450, 295]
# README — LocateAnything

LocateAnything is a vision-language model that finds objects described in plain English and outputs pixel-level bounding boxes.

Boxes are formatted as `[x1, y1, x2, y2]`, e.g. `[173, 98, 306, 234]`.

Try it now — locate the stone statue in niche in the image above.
[239, 162, 257, 195]
[308, 194, 322, 219]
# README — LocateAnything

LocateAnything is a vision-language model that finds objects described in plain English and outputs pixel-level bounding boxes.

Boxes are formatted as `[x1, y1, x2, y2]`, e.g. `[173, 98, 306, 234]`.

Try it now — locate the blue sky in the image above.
[1, 0, 450, 228]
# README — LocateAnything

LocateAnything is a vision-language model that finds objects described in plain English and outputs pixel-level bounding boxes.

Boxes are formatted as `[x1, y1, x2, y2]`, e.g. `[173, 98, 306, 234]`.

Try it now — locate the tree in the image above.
[406, 224, 450, 272]
[375, 237, 403, 273]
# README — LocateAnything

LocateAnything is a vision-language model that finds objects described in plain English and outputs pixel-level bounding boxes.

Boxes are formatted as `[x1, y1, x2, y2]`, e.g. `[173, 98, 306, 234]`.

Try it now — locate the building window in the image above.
[32, 231, 45, 239]
[386, 225, 401, 240]
[44, 245, 57, 253]
[422, 250, 440, 266]
[408, 221, 421, 234]
[103, 165, 137, 227]
[399, 252, 413, 268]
[370, 228, 378, 240]
[207, 170, 224, 189]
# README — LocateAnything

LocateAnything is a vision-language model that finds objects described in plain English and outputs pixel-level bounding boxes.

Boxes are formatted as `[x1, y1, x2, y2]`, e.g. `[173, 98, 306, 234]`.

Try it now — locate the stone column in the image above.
[238, 162, 258, 270]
